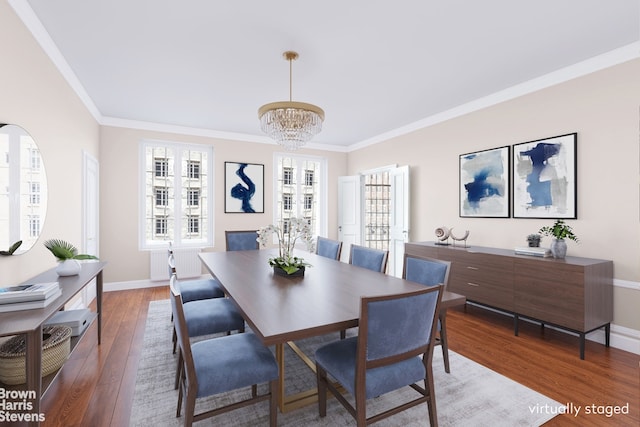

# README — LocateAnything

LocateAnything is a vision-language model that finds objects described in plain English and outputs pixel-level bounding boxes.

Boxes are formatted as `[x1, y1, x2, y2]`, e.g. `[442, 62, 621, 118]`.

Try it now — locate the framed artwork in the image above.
[512, 133, 577, 219]
[459, 146, 510, 218]
[224, 162, 264, 213]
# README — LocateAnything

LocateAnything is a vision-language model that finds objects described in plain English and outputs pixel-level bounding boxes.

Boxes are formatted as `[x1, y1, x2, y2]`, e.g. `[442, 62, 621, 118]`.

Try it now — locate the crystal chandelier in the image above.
[258, 51, 325, 151]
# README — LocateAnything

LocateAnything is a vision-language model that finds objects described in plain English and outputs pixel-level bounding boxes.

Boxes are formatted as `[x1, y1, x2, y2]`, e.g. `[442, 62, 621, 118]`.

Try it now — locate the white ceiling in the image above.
[12, 0, 640, 151]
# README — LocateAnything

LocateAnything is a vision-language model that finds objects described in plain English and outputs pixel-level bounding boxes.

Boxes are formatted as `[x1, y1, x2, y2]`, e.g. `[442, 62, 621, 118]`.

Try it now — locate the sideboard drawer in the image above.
[449, 254, 514, 310]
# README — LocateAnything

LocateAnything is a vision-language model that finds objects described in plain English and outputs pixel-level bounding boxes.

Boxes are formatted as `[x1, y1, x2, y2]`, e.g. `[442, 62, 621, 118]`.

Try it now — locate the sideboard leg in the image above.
[514, 314, 519, 336]
[605, 323, 611, 347]
[579, 333, 586, 360]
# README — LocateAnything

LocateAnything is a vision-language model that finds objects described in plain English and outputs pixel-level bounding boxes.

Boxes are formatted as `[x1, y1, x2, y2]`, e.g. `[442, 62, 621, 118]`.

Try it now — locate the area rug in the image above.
[130, 300, 560, 426]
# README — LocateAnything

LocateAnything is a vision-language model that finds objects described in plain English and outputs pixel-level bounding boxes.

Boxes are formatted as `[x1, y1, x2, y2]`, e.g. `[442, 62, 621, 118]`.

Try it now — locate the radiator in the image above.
[150, 248, 202, 281]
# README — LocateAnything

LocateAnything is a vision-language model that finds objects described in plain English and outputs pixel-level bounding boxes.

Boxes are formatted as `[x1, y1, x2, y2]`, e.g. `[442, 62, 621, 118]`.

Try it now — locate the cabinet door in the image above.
[514, 259, 585, 330]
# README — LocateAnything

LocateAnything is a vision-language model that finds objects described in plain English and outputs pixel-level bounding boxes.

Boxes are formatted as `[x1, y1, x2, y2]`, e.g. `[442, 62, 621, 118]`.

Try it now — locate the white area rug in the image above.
[130, 300, 560, 426]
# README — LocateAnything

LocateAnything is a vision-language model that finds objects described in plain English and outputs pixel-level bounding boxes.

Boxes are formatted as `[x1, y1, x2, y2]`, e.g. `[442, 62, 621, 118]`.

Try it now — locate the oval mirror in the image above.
[0, 124, 48, 255]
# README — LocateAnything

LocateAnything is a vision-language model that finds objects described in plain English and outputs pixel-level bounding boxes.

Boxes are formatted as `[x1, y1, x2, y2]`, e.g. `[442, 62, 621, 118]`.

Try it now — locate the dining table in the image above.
[199, 249, 466, 413]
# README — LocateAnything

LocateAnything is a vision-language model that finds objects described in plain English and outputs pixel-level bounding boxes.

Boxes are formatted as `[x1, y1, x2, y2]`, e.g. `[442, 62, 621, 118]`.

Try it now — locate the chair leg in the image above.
[251, 384, 257, 397]
[340, 329, 346, 340]
[316, 364, 328, 417]
[175, 349, 183, 390]
[439, 314, 450, 373]
[425, 364, 438, 427]
[269, 379, 278, 427]
[176, 377, 183, 417]
[172, 327, 177, 354]
[355, 383, 367, 427]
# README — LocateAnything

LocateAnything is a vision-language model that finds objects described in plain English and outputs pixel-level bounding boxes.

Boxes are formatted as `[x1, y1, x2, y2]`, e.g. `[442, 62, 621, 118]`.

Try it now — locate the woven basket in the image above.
[0, 325, 72, 385]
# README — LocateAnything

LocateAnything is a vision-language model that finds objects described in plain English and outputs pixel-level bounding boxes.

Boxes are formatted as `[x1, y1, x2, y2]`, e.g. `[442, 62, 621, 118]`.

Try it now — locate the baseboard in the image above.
[104, 275, 210, 292]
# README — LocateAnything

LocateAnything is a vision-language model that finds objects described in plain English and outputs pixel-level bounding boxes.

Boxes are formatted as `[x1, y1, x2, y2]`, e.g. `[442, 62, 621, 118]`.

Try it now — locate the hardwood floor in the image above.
[39, 287, 639, 426]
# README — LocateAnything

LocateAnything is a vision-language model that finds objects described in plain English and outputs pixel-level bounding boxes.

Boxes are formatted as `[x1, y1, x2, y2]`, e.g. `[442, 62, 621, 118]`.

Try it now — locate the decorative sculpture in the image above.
[450, 228, 470, 248]
[434, 227, 450, 245]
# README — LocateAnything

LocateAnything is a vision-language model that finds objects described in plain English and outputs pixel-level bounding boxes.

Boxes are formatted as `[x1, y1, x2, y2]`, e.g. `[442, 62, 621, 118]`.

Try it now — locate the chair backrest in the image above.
[316, 236, 343, 260]
[167, 242, 177, 279]
[402, 254, 451, 288]
[169, 274, 198, 391]
[358, 286, 442, 370]
[225, 230, 259, 251]
[349, 244, 389, 273]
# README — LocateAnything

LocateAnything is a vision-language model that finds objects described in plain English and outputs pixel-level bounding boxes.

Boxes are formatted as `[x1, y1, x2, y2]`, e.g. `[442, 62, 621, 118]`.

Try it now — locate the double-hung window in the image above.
[139, 140, 213, 249]
[273, 153, 326, 241]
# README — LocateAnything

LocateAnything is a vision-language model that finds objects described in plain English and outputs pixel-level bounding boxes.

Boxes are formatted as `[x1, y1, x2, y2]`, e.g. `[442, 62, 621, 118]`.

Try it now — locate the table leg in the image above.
[96, 270, 103, 344]
[26, 326, 43, 427]
[275, 343, 285, 413]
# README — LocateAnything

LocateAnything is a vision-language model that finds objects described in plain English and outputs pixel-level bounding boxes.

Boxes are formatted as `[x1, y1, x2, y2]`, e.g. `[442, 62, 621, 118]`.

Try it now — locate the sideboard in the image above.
[0, 261, 106, 426]
[404, 242, 613, 359]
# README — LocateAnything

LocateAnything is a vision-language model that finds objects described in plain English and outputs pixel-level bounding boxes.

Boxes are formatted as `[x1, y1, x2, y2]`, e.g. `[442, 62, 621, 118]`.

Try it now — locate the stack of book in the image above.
[514, 247, 552, 258]
[0, 282, 61, 312]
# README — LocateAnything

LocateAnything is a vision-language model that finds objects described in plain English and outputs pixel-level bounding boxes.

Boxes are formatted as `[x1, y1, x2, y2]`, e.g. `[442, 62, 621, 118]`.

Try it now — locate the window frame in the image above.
[139, 139, 214, 250]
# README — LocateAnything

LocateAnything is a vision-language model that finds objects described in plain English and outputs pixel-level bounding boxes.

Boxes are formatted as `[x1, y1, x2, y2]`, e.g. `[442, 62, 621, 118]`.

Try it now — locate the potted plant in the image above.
[538, 220, 579, 259]
[257, 218, 316, 276]
[44, 239, 98, 276]
[526, 234, 541, 248]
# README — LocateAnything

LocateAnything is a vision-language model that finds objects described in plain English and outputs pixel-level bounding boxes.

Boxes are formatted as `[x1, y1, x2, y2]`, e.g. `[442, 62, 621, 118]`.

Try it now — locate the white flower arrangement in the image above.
[257, 217, 316, 274]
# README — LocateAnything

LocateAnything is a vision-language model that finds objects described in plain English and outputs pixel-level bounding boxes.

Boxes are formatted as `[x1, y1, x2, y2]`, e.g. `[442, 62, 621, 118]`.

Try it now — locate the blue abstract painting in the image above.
[513, 133, 577, 218]
[459, 146, 510, 217]
[225, 162, 264, 213]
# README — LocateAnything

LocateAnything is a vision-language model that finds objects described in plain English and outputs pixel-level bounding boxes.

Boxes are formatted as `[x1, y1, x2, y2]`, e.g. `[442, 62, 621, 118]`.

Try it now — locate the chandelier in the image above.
[258, 51, 325, 151]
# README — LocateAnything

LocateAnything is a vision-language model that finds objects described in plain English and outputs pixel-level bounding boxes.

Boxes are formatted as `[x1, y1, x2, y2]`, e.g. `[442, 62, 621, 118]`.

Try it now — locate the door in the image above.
[337, 175, 362, 262]
[389, 165, 410, 277]
[82, 151, 99, 305]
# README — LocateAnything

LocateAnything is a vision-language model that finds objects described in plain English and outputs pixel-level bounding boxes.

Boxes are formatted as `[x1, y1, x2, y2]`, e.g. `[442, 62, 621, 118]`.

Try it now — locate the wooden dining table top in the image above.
[199, 249, 466, 346]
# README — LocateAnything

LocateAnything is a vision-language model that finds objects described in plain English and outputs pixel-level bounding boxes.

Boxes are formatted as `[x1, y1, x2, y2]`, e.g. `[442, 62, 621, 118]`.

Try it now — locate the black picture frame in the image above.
[512, 133, 577, 219]
[459, 146, 510, 218]
[224, 162, 264, 213]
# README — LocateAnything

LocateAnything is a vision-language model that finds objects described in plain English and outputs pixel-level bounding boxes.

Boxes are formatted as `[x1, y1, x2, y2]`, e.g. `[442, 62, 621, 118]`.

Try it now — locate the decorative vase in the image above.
[550, 239, 567, 259]
[56, 259, 81, 276]
[273, 266, 305, 277]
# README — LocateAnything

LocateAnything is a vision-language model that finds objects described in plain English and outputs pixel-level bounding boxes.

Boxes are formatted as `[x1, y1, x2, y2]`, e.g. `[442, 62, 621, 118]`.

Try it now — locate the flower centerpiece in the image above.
[257, 218, 316, 276]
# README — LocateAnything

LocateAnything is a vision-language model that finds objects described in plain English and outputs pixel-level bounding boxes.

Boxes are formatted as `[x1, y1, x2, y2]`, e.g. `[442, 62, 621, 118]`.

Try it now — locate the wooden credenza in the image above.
[405, 242, 613, 359]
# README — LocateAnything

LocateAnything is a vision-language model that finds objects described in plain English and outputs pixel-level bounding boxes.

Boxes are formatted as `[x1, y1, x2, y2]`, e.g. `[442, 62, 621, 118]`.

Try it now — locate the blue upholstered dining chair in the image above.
[315, 285, 443, 427]
[225, 230, 260, 251]
[316, 236, 343, 260]
[171, 273, 246, 389]
[170, 276, 279, 427]
[167, 245, 225, 303]
[348, 244, 389, 273]
[403, 254, 452, 373]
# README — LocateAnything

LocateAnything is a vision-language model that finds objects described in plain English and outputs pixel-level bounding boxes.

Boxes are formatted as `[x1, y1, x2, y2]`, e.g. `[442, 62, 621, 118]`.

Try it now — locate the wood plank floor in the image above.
[38, 287, 639, 426]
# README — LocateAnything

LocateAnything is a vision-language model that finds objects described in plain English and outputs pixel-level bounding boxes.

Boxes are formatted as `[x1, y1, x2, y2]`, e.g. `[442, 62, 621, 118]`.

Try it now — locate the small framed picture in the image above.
[224, 162, 264, 213]
[459, 146, 510, 218]
[512, 133, 577, 219]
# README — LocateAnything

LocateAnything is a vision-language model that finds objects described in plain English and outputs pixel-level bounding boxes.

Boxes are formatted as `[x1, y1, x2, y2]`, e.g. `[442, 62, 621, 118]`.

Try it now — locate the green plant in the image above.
[43, 239, 98, 261]
[538, 220, 579, 242]
[0, 240, 22, 256]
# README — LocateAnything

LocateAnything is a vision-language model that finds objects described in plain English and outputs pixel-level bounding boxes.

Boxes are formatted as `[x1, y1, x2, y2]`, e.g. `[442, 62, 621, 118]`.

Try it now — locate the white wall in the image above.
[0, 3, 100, 286]
[347, 58, 640, 331]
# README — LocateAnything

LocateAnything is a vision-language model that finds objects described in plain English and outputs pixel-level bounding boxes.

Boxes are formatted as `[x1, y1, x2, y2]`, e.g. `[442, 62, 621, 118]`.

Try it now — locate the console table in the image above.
[405, 242, 613, 359]
[0, 261, 106, 426]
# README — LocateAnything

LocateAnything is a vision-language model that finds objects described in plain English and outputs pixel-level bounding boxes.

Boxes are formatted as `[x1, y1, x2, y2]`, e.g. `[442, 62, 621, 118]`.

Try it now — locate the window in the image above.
[187, 161, 200, 179]
[140, 140, 213, 249]
[155, 187, 168, 207]
[30, 182, 40, 205]
[29, 216, 40, 238]
[188, 189, 200, 207]
[30, 149, 40, 170]
[154, 158, 168, 177]
[274, 153, 327, 240]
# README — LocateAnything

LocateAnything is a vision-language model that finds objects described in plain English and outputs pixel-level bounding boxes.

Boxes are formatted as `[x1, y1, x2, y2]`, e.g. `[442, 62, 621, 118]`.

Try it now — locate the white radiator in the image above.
[150, 248, 202, 281]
